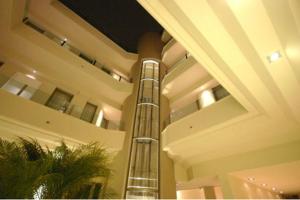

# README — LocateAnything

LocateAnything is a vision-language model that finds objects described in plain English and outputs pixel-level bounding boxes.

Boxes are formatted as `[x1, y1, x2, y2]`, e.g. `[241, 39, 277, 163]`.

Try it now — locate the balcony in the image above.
[2, 16, 132, 108]
[163, 85, 231, 128]
[0, 89, 125, 151]
[162, 38, 187, 67]
[23, 18, 130, 83]
[162, 95, 248, 151]
[162, 55, 196, 89]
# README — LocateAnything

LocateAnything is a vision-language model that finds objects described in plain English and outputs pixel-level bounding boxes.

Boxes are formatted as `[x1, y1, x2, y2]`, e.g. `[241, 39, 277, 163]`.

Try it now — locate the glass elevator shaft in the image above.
[126, 60, 160, 199]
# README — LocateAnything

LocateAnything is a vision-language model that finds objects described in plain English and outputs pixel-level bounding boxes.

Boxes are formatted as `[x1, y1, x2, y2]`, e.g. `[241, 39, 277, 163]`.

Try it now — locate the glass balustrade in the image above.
[0, 73, 120, 131]
[163, 85, 230, 129]
[166, 52, 191, 74]
[23, 18, 130, 83]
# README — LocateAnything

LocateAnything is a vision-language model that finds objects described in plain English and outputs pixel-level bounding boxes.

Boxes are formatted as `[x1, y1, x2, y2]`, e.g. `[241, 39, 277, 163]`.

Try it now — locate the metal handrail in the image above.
[23, 17, 130, 83]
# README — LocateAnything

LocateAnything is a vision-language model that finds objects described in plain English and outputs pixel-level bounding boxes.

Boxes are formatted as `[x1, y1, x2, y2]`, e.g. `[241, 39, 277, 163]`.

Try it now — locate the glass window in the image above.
[212, 85, 230, 100]
[80, 102, 97, 123]
[2, 78, 36, 100]
[46, 88, 73, 113]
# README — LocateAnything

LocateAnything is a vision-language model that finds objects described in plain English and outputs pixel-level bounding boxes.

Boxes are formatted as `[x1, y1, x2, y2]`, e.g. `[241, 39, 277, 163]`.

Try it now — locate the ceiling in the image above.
[139, 0, 300, 166]
[177, 176, 220, 190]
[231, 160, 300, 194]
[59, 0, 163, 53]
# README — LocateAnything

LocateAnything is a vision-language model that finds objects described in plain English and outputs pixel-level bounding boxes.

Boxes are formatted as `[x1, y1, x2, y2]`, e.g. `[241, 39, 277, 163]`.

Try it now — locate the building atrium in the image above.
[0, 0, 300, 199]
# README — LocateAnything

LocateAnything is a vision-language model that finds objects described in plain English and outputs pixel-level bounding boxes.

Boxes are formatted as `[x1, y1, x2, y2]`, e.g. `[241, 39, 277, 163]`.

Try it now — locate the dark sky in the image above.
[59, 0, 163, 53]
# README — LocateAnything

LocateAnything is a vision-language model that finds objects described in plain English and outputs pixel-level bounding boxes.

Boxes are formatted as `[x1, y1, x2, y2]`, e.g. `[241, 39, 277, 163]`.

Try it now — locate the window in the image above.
[79, 53, 94, 64]
[80, 102, 97, 123]
[212, 85, 230, 101]
[2, 75, 38, 100]
[46, 88, 73, 113]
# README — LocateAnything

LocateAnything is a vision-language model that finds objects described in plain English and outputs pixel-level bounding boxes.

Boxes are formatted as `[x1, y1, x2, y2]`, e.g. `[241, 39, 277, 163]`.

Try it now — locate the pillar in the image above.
[203, 186, 217, 199]
[106, 32, 176, 199]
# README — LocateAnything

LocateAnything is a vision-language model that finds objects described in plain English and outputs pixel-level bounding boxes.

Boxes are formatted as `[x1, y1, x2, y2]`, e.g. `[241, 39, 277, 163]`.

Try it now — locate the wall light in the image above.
[267, 51, 281, 63]
[95, 110, 104, 127]
[247, 177, 255, 182]
[26, 74, 36, 80]
[199, 89, 216, 108]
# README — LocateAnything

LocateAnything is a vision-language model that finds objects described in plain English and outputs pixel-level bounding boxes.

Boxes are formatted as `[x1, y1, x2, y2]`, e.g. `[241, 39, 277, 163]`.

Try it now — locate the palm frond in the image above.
[0, 137, 112, 199]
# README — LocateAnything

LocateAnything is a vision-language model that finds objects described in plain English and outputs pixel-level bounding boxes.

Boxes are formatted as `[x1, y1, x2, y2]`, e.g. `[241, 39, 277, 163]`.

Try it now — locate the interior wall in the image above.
[177, 186, 223, 199]
[186, 140, 300, 198]
[105, 60, 140, 198]
[214, 186, 224, 199]
[177, 188, 205, 199]
[229, 176, 280, 199]
[0, 61, 121, 121]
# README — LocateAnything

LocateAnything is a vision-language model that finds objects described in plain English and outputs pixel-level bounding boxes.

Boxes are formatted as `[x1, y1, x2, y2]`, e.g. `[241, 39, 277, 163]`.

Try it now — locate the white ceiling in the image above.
[231, 160, 300, 194]
[139, 0, 300, 166]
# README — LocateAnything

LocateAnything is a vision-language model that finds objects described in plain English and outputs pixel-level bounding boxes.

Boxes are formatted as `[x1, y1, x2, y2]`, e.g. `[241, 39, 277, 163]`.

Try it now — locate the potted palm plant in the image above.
[0, 137, 112, 199]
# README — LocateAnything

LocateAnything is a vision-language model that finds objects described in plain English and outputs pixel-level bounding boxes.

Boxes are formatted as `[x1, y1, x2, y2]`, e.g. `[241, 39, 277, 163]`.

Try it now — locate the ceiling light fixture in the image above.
[261, 183, 267, 187]
[33, 70, 37, 73]
[272, 187, 276, 191]
[279, 191, 283, 194]
[26, 74, 36, 80]
[247, 177, 255, 182]
[267, 51, 281, 63]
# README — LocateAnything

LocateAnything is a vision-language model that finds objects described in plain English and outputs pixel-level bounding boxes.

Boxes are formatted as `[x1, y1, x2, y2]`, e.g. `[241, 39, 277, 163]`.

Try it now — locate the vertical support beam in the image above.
[219, 174, 234, 199]
[160, 62, 177, 198]
[203, 186, 217, 199]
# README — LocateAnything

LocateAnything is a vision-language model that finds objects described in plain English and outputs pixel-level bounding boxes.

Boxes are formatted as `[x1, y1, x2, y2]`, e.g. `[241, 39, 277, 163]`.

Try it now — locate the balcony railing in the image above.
[0, 73, 121, 131]
[23, 18, 130, 83]
[166, 52, 191, 74]
[163, 85, 230, 129]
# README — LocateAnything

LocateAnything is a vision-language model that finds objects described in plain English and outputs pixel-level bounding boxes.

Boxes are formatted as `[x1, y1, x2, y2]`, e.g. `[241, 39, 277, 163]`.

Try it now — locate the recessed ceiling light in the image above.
[267, 51, 281, 63]
[272, 187, 276, 191]
[63, 38, 67, 41]
[26, 74, 36, 80]
[247, 177, 255, 182]
[279, 191, 283, 194]
[261, 183, 267, 187]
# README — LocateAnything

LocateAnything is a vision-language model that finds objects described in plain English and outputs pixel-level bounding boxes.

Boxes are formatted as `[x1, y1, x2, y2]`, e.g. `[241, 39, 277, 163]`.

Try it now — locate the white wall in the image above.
[230, 176, 280, 199]
[177, 188, 205, 199]
[0, 89, 125, 151]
